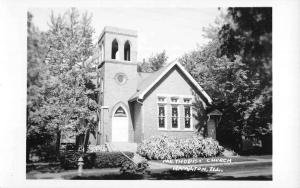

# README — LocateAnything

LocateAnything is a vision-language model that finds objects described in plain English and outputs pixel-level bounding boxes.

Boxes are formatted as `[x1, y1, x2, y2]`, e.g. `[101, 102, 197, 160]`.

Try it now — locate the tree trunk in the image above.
[83, 128, 90, 153]
[55, 129, 61, 160]
[26, 140, 30, 163]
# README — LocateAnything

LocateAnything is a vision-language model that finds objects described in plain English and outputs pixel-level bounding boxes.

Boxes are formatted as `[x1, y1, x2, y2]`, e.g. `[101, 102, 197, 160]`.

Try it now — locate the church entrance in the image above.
[112, 106, 128, 142]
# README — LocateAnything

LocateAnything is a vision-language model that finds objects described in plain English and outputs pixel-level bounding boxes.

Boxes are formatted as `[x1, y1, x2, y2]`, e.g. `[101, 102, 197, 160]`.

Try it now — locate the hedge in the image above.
[60, 151, 134, 170]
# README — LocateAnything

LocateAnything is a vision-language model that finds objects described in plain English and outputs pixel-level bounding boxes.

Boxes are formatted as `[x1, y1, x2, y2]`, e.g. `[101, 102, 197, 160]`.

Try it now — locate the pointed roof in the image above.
[129, 61, 212, 104]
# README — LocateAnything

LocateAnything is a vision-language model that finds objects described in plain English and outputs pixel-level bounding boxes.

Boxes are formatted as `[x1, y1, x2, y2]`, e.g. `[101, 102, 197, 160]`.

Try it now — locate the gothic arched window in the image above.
[124, 40, 130, 61]
[111, 39, 118, 59]
[114, 106, 127, 117]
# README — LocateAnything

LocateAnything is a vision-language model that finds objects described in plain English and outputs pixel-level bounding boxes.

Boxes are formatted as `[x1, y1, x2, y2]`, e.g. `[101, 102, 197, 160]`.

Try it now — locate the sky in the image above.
[29, 8, 221, 62]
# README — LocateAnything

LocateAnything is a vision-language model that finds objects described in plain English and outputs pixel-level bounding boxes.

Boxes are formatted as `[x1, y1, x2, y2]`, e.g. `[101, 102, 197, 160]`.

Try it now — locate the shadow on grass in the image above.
[71, 171, 213, 180]
[70, 169, 272, 180]
[212, 175, 272, 180]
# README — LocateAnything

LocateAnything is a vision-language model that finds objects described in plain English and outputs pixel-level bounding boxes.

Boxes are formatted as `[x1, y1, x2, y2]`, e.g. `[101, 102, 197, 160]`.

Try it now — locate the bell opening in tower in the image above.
[111, 39, 119, 60]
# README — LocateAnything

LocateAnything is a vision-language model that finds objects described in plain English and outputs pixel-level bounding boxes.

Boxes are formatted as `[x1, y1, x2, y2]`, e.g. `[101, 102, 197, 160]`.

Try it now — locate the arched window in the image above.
[124, 40, 130, 61]
[111, 39, 118, 59]
[114, 106, 127, 117]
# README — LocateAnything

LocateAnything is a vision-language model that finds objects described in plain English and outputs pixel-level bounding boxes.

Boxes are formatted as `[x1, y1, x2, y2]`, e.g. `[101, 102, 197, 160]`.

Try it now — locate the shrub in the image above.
[221, 148, 238, 157]
[200, 137, 224, 157]
[137, 135, 224, 160]
[93, 152, 134, 168]
[179, 136, 204, 158]
[120, 160, 149, 175]
[137, 135, 184, 160]
[60, 151, 134, 170]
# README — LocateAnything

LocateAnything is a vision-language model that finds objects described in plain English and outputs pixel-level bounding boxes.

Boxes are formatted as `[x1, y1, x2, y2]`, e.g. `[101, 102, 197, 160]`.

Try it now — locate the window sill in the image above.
[158, 129, 194, 132]
[158, 128, 168, 131]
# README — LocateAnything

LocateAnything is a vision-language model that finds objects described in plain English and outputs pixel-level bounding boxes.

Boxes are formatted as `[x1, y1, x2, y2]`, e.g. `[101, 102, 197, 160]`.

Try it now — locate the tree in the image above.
[218, 8, 272, 141]
[27, 12, 51, 161]
[26, 8, 98, 160]
[138, 50, 168, 72]
[179, 8, 272, 152]
[42, 8, 98, 155]
[179, 29, 247, 149]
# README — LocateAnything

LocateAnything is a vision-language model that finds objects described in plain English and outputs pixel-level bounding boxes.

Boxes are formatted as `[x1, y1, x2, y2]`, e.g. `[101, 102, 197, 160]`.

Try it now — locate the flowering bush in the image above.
[137, 135, 224, 160]
[137, 135, 184, 160]
[179, 136, 204, 158]
[200, 137, 224, 157]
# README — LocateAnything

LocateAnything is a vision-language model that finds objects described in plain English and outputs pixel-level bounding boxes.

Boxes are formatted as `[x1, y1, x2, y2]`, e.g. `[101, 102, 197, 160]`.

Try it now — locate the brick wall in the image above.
[133, 102, 143, 143]
[142, 67, 207, 141]
[102, 61, 138, 143]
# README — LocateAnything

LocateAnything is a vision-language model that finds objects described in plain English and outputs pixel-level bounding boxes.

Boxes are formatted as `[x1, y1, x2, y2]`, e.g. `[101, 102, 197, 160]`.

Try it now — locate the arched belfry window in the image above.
[124, 40, 130, 61]
[111, 39, 119, 60]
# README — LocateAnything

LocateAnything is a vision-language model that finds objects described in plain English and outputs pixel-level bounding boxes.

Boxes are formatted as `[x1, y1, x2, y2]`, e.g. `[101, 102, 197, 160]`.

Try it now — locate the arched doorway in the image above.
[112, 106, 128, 142]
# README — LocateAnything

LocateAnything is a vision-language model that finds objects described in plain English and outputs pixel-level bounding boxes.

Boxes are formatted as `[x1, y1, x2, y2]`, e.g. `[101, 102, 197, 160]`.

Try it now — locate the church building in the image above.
[89, 27, 220, 145]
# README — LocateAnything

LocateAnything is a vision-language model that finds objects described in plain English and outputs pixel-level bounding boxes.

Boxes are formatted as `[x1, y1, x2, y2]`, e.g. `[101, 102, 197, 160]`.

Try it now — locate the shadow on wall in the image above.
[192, 95, 208, 137]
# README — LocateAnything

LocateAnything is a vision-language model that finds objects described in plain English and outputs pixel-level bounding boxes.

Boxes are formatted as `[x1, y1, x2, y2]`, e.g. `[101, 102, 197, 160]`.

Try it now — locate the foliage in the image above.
[60, 151, 134, 170]
[221, 148, 239, 157]
[137, 135, 224, 160]
[27, 8, 98, 160]
[87, 144, 108, 153]
[180, 137, 224, 158]
[218, 8, 272, 138]
[179, 8, 272, 151]
[120, 160, 149, 175]
[138, 50, 168, 72]
[137, 135, 184, 160]
[41, 7, 97, 135]
[27, 11, 54, 161]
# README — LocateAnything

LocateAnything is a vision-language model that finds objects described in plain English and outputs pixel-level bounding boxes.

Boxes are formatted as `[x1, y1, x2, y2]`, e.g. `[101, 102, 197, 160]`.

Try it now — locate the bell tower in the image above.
[96, 27, 138, 144]
[98, 26, 138, 63]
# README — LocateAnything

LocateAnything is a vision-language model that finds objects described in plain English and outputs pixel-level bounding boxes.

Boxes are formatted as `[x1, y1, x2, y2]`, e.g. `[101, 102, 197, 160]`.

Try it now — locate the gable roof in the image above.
[129, 61, 212, 105]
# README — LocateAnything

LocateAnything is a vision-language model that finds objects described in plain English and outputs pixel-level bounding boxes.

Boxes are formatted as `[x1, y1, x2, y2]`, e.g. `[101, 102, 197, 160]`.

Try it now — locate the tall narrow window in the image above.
[184, 106, 192, 129]
[158, 105, 166, 129]
[124, 40, 130, 61]
[100, 43, 104, 62]
[111, 39, 118, 59]
[99, 45, 102, 63]
[100, 79, 104, 93]
[171, 106, 179, 129]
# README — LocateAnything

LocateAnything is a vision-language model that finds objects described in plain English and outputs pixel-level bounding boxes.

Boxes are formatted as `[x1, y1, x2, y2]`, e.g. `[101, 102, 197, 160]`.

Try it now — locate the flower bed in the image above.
[137, 135, 224, 160]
